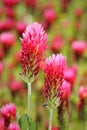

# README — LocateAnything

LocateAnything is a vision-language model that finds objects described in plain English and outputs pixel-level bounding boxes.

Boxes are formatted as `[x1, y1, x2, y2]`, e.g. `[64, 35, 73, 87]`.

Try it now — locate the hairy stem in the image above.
[48, 109, 53, 130]
[27, 82, 31, 115]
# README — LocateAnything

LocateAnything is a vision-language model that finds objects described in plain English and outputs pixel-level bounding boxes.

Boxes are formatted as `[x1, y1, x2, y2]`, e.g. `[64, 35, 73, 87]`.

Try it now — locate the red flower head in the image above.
[0, 32, 15, 53]
[43, 54, 66, 109]
[79, 86, 87, 100]
[20, 22, 47, 83]
[50, 35, 63, 53]
[72, 41, 87, 58]
[8, 123, 20, 130]
[1, 103, 16, 127]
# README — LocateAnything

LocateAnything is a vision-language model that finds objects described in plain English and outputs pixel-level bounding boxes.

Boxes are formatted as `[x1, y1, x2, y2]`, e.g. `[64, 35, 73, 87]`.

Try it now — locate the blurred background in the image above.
[0, 0, 87, 130]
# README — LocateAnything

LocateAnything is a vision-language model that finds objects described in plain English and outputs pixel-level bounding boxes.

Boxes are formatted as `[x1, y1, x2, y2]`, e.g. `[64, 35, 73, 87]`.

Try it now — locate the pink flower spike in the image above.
[21, 22, 47, 82]
[8, 123, 20, 130]
[43, 54, 66, 108]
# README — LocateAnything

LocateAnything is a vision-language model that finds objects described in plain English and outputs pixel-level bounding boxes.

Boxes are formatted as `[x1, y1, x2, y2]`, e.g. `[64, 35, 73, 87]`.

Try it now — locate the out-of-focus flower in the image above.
[0, 118, 5, 130]
[72, 41, 86, 58]
[0, 49, 4, 60]
[64, 66, 77, 88]
[1, 103, 16, 120]
[50, 35, 63, 53]
[60, 0, 71, 11]
[1, 103, 16, 127]
[16, 21, 27, 36]
[8, 123, 20, 130]
[0, 62, 4, 77]
[20, 22, 47, 83]
[9, 80, 25, 96]
[0, 7, 4, 16]
[0, 19, 15, 32]
[79, 86, 87, 100]
[3, 0, 20, 7]
[25, 0, 37, 8]
[60, 80, 71, 101]
[77, 86, 87, 119]
[43, 54, 66, 109]
[52, 126, 59, 130]
[4, 7, 16, 18]
[0, 32, 15, 53]
[13, 51, 21, 64]
[74, 22, 81, 31]
[44, 8, 57, 24]
[75, 8, 83, 18]
[8, 51, 21, 69]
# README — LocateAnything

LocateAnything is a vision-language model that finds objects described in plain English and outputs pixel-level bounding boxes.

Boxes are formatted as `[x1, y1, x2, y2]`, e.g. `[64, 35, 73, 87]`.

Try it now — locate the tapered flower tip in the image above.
[21, 22, 47, 53]
[45, 54, 66, 75]
[8, 123, 20, 130]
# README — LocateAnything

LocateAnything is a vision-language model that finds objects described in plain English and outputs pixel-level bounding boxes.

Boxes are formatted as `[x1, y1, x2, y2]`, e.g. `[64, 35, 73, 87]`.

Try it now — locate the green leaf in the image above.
[18, 114, 29, 130]
[29, 120, 38, 130]
[18, 114, 38, 130]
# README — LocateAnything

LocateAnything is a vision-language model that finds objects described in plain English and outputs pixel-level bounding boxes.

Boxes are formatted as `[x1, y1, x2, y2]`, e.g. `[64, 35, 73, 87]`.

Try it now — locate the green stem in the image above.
[27, 82, 31, 115]
[48, 109, 53, 130]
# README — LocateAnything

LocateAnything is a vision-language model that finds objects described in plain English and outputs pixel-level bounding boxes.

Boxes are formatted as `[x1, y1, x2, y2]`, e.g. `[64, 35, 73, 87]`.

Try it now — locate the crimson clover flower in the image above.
[43, 54, 66, 109]
[20, 22, 47, 83]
